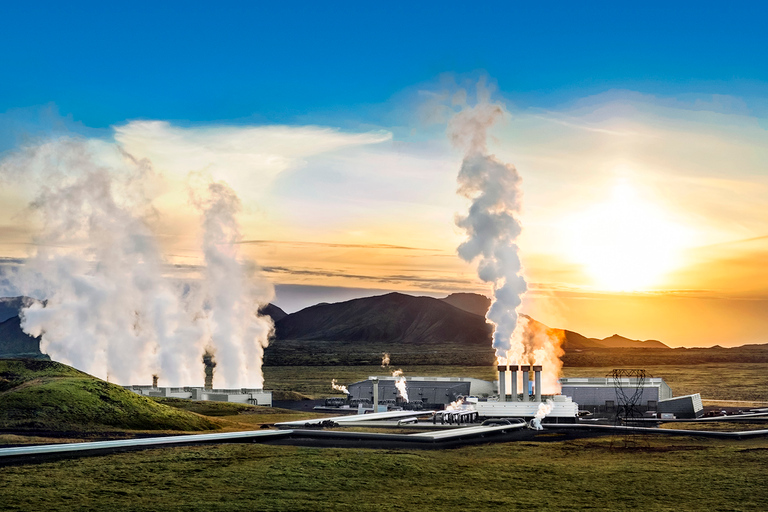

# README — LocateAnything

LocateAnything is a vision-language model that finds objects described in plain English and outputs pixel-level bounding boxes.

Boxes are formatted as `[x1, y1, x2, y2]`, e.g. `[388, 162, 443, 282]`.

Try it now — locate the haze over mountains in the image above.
[1, 292, 765, 366]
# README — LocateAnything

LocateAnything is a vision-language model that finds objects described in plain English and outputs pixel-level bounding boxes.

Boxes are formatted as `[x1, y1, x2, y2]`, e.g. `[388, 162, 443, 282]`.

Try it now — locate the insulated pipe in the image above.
[508, 365, 518, 402]
[520, 365, 531, 401]
[533, 365, 542, 402]
[497, 365, 507, 402]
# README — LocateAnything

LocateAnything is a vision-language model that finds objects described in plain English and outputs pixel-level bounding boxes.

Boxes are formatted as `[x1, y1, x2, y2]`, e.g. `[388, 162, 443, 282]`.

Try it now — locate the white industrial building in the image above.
[124, 385, 272, 406]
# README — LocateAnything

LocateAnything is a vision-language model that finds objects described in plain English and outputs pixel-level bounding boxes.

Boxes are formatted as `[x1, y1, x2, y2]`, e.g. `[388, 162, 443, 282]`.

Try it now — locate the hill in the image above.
[440, 292, 491, 317]
[274, 292, 492, 345]
[0, 359, 220, 432]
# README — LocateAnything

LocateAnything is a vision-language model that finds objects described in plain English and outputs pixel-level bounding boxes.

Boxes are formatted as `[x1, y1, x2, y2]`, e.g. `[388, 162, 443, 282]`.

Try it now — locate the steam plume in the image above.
[0, 138, 273, 388]
[381, 352, 390, 367]
[392, 369, 409, 402]
[331, 378, 349, 394]
[450, 83, 562, 393]
[191, 181, 274, 389]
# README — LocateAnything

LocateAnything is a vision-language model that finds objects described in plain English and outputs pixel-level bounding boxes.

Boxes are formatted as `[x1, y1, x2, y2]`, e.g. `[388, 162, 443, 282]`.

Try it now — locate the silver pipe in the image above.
[533, 365, 542, 402]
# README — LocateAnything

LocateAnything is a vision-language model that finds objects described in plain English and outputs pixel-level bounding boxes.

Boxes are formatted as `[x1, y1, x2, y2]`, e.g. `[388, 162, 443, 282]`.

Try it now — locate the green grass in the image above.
[0, 360, 220, 432]
[1, 436, 766, 511]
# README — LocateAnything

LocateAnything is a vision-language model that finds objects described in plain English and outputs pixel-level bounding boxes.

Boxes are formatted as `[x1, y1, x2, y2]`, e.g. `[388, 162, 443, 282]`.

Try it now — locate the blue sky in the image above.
[2, 2, 768, 347]
[2, 1, 767, 133]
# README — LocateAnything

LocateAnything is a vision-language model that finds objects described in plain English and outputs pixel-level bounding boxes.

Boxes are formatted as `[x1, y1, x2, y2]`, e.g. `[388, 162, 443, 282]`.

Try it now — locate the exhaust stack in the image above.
[372, 377, 379, 412]
[497, 365, 507, 402]
[533, 365, 542, 402]
[508, 365, 518, 402]
[520, 365, 530, 401]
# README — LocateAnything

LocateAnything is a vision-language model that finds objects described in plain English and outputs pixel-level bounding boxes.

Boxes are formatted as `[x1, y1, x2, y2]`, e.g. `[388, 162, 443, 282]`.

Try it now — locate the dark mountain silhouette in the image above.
[274, 292, 491, 346]
[0, 296, 48, 360]
[440, 292, 492, 317]
[0, 296, 39, 323]
[259, 303, 288, 324]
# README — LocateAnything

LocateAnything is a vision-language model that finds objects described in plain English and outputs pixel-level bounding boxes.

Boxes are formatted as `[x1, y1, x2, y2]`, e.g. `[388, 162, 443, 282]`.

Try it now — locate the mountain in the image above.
[0, 296, 39, 323]
[0, 296, 47, 359]
[260, 303, 288, 324]
[445, 293, 670, 350]
[274, 292, 491, 346]
[440, 292, 491, 317]
[0, 316, 48, 359]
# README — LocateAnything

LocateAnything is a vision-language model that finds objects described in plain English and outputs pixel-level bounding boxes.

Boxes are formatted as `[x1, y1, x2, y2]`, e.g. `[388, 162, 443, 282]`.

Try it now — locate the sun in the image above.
[562, 180, 690, 292]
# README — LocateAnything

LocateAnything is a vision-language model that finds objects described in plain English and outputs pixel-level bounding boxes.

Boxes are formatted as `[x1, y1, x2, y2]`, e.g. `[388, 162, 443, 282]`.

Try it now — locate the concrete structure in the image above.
[125, 385, 272, 406]
[473, 394, 579, 422]
[658, 393, 704, 419]
[347, 376, 495, 406]
[558, 377, 672, 411]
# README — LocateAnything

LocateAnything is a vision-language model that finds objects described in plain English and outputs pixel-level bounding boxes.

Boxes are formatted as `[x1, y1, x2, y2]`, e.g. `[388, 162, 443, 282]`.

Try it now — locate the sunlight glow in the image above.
[562, 180, 691, 291]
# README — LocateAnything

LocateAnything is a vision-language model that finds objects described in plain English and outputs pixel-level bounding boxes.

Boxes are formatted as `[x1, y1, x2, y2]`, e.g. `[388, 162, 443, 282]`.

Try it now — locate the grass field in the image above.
[1, 436, 766, 511]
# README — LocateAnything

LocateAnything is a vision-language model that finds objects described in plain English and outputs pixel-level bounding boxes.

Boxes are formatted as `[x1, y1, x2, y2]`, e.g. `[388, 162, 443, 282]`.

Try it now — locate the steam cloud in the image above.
[331, 378, 349, 394]
[0, 138, 274, 388]
[392, 369, 409, 402]
[450, 83, 562, 393]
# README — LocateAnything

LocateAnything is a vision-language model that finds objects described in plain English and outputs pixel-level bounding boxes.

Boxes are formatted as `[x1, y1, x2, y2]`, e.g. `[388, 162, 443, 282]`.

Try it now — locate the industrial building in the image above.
[658, 393, 704, 419]
[347, 376, 494, 407]
[124, 385, 272, 406]
[558, 376, 672, 412]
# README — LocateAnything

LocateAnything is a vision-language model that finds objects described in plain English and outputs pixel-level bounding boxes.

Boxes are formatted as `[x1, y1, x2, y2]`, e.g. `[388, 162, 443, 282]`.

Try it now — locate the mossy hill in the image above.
[0, 359, 220, 432]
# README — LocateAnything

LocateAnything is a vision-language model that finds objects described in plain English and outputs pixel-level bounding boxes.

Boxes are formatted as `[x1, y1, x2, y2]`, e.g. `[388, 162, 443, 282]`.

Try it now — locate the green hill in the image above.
[0, 359, 220, 432]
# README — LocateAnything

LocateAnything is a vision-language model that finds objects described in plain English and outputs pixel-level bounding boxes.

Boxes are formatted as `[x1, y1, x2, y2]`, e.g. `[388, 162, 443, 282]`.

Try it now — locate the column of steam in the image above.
[451, 93, 527, 398]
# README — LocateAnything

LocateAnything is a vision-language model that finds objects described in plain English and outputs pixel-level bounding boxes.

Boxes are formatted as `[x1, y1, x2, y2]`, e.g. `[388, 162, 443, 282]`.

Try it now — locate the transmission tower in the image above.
[608, 369, 649, 448]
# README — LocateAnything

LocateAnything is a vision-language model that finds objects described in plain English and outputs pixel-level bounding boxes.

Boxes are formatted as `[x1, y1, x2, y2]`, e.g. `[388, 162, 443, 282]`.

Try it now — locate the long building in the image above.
[125, 385, 272, 406]
[558, 377, 672, 412]
[347, 376, 495, 406]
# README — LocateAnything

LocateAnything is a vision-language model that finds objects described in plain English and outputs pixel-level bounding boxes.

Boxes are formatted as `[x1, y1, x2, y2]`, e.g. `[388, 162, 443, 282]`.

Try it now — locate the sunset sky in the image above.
[1, 2, 767, 348]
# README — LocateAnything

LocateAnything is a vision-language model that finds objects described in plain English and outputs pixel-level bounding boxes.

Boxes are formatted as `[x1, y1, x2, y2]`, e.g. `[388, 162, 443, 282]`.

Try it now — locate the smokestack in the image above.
[520, 365, 530, 401]
[533, 365, 542, 402]
[497, 365, 507, 402]
[203, 351, 216, 390]
[509, 365, 518, 402]
[152, 374, 158, 388]
[372, 377, 379, 413]
[529, 366, 536, 401]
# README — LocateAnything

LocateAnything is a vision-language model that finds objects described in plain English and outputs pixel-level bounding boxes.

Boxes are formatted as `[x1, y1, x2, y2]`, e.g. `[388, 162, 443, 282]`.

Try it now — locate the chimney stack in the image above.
[520, 365, 530, 400]
[533, 365, 542, 402]
[372, 377, 379, 413]
[152, 374, 158, 388]
[497, 365, 507, 402]
[508, 365, 518, 402]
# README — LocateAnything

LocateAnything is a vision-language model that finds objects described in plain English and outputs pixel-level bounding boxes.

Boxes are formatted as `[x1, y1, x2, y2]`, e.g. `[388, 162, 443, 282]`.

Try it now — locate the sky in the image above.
[1, 1, 767, 348]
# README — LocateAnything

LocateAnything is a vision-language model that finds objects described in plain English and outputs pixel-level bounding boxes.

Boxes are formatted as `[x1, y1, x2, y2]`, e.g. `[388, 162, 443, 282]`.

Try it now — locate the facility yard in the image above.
[264, 363, 768, 405]
[2, 363, 766, 511]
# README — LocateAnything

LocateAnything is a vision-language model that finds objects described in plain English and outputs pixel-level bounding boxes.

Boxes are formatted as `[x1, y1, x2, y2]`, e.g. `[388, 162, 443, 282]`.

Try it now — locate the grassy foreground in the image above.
[0, 360, 220, 432]
[1, 436, 766, 511]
